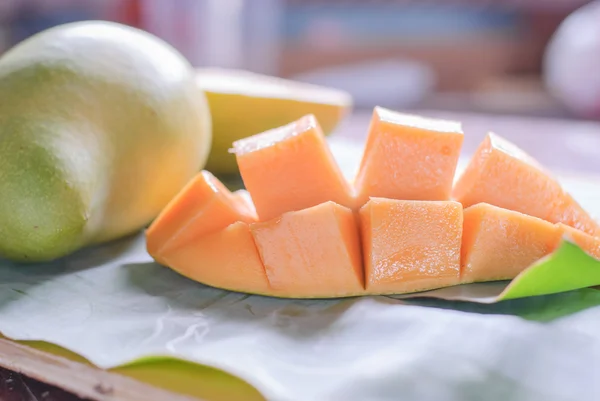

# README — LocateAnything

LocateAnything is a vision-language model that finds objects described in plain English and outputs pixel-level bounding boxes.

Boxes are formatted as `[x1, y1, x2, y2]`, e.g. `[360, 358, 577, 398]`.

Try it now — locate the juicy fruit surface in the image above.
[161, 221, 270, 295]
[147, 110, 599, 299]
[461, 203, 562, 283]
[146, 171, 256, 262]
[354, 107, 464, 206]
[251, 202, 364, 297]
[0, 21, 211, 261]
[360, 198, 462, 293]
[232, 114, 354, 221]
[196, 68, 352, 175]
[452, 133, 600, 237]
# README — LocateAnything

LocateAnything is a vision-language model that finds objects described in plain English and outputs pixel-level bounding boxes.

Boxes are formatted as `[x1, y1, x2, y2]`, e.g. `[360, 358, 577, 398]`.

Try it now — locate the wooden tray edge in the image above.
[0, 337, 201, 401]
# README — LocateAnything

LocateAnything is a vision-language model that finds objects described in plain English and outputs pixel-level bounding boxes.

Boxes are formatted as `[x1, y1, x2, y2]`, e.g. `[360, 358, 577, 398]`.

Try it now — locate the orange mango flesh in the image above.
[145, 108, 600, 299]
[461, 203, 562, 283]
[557, 223, 600, 260]
[250, 201, 364, 297]
[231, 114, 354, 222]
[354, 106, 464, 206]
[233, 189, 257, 217]
[160, 221, 270, 294]
[452, 133, 600, 237]
[359, 197, 462, 294]
[146, 171, 256, 260]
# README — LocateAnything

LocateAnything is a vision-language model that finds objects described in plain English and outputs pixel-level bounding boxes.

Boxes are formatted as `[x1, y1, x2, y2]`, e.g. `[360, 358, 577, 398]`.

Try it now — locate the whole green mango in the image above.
[0, 21, 212, 262]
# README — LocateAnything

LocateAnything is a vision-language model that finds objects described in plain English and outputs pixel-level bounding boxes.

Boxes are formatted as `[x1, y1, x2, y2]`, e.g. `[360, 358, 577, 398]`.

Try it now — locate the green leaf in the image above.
[114, 356, 266, 401]
[13, 337, 266, 401]
[499, 240, 600, 301]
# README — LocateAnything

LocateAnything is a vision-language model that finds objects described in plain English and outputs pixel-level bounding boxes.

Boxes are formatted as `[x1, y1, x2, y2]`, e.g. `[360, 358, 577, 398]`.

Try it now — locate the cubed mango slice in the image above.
[146, 108, 600, 300]
[232, 114, 354, 221]
[354, 107, 464, 206]
[161, 221, 270, 294]
[453, 133, 600, 237]
[461, 203, 561, 283]
[250, 201, 364, 297]
[233, 189, 257, 217]
[359, 198, 462, 294]
[557, 223, 600, 260]
[146, 171, 257, 258]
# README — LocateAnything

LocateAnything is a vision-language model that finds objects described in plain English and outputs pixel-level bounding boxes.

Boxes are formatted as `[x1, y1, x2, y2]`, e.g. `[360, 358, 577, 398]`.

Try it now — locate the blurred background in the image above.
[0, 0, 599, 121]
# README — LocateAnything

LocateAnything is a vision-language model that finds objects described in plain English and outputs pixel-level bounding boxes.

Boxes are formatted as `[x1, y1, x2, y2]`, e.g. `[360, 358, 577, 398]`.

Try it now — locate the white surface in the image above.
[0, 138, 599, 401]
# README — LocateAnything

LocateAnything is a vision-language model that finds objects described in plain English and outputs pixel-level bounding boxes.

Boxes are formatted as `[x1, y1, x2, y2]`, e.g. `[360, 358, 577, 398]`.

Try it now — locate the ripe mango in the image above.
[0, 21, 212, 262]
[196, 68, 352, 175]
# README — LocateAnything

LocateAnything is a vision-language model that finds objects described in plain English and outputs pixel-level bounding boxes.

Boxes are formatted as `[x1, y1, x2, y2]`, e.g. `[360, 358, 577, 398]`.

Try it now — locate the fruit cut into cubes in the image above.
[231, 114, 354, 221]
[146, 170, 257, 259]
[250, 201, 364, 298]
[359, 197, 462, 294]
[160, 221, 270, 294]
[145, 106, 600, 300]
[354, 106, 464, 206]
[461, 203, 562, 283]
[452, 133, 600, 237]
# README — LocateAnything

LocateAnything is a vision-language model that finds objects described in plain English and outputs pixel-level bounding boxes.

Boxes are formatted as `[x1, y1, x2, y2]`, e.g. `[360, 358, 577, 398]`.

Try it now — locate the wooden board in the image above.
[0, 338, 200, 401]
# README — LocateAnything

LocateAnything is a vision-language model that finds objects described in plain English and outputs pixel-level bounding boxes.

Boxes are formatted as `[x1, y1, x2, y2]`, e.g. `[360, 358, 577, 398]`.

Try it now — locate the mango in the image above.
[147, 109, 600, 299]
[452, 133, 600, 237]
[232, 114, 354, 221]
[0, 21, 212, 262]
[360, 198, 463, 294]
[354, 106, 464, 205]
[195, 68, 352, 175]
[460, 203, 561, 283]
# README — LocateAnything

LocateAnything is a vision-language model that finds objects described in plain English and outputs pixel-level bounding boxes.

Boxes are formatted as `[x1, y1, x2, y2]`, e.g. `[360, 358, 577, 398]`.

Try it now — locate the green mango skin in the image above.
[0, 21, 212, 262]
